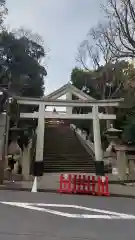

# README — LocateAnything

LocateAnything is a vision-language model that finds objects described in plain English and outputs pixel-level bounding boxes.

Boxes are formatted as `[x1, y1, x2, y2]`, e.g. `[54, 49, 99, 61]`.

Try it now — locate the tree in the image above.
[76, 22, 113, 70]
[100, 0, 135, 143]
[102, 0, 135, 59]
[0, 1, 48, 184]
[76, 23, 129, 100]
[72, 61, 133, 100]
[71, 61, 135, 137]
[0, 30, 47, 97]
[76, 40, 100, 70]
[74, 0, 135, 144]
[0, 0, 7, 27]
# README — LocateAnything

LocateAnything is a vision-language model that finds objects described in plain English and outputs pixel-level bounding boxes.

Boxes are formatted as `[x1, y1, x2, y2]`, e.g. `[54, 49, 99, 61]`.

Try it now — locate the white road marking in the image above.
[1, 201, 135, 219]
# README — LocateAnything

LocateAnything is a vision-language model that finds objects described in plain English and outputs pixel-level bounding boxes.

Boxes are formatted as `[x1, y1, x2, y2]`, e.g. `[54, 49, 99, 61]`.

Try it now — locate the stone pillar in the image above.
[0, 114, 6, 161]
[0, 114, 6, 183]
[128, 159, 135, 180]
[34, 103, 45, 176]
[92, 105, 104, 175]
[66, 91, 72, 115]
[92, 105, 103, 161]
[4, 115, 10, 168]
[126, 148, 135, 180]
[115, 146, 128, 181]
[22, 140, 32, 180]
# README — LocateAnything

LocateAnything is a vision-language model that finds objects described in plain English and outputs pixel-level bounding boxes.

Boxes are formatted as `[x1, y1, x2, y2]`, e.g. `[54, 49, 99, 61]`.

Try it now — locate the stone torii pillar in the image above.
[92, 105, 104, 176]
[66, 91, 72, 114]
[34, 102, 45, 176]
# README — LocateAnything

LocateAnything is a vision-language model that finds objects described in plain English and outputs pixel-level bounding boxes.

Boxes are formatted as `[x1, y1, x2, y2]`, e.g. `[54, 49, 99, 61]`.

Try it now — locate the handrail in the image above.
[70, 124, 95, 158]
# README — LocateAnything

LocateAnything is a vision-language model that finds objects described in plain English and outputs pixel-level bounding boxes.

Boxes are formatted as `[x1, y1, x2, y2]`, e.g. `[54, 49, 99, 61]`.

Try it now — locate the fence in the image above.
[58, 174, 110, 196]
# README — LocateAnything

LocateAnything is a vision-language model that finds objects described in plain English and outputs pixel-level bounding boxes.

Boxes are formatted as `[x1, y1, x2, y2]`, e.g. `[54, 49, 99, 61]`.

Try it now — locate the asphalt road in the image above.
[0, 191, 135, 240]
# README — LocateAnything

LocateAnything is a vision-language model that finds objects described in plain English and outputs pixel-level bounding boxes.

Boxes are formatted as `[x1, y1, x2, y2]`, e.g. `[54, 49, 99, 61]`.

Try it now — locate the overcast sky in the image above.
[5, 0, 105, 95]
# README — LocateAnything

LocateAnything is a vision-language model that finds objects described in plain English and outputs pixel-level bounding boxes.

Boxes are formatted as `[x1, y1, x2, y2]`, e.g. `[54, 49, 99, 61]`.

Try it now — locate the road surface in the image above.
[0, 190, 135, 239]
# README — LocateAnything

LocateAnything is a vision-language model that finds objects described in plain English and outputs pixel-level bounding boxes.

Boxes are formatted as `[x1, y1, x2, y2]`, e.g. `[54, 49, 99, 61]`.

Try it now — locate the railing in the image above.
[70, 124, 95, 158]
[70, 125, 115, 173]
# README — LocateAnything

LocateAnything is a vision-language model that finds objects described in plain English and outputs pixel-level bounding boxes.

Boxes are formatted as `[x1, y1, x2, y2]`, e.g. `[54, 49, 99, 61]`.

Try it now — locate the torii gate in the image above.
[16, 83, 123, 175]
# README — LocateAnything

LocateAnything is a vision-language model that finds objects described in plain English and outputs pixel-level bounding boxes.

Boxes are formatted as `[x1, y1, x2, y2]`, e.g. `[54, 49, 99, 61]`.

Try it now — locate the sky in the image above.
[5, 0, 105, 95]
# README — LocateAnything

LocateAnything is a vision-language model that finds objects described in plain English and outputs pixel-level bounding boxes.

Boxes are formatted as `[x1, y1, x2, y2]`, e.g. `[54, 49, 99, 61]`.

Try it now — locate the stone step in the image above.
[44, 161, 95, 165]
[44, 169, 96, 172]
[44, 151, 89, 155]
[43, 164, 95, 168]
[44, 162, 95, 166]
[44, 147, 88, 151]
[43, 125, 95, 173]
[44, 159, 93, 162]
[44, 154, 93, 158]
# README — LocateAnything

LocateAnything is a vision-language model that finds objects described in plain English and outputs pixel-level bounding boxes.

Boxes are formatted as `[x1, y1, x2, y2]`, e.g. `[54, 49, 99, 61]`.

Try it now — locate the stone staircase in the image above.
[43, 124, 96, 173]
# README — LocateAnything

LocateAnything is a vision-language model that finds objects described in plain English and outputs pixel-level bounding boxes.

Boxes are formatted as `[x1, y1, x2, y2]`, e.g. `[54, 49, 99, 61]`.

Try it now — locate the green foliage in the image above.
[71, 61, 133, 100]
[122, 119, 135, 145]
[0, 1, 48, 141]
[70, 62, 135, 143]
[71, 67, 100, 99]
[0, 30, 47, 97]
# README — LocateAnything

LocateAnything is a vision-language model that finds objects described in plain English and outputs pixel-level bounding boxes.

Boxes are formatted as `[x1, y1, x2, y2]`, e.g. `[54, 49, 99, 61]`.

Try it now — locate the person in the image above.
[5, 133, 22, 182]
[5, 154, 16, 182]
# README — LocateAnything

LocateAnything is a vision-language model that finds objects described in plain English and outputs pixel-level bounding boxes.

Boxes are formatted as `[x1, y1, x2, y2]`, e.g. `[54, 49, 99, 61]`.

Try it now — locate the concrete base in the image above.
[95, 161, 105, 176]
[32, 161, 44, 176]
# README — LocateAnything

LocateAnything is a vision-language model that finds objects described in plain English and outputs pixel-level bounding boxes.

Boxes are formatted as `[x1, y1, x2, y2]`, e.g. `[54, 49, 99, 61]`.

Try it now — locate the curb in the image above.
[109, 180, 135, 184]
[110, 193, 135, 199]
[0, 186, 135, 199]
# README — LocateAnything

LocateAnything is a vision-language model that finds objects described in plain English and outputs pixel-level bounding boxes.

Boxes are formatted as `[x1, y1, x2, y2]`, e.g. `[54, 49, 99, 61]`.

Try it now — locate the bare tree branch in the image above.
[76, 40, 100, 70]
[75, 0, 135, 100]
[103, 0, 135, 59]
